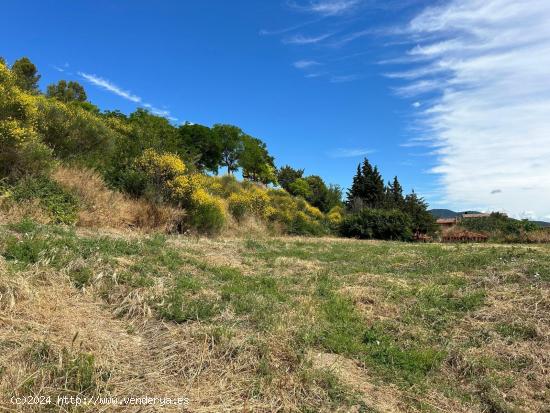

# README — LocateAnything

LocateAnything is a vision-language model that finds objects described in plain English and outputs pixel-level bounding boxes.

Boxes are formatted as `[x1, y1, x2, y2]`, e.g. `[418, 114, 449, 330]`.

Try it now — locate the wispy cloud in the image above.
[293, 59, 322, 69]
[330, 74, 361, 83]
[395, 0, 550, 219]
[260, 19, 321, 36]
[51, 62, 70, 73]
[330, 147, 373, 157]
[283, 32, 333, 45]
[79, 72, 142, 103]
[78, 72, 177, 121]
[292, 0, 361, 16]
[305, 72, 325, 78]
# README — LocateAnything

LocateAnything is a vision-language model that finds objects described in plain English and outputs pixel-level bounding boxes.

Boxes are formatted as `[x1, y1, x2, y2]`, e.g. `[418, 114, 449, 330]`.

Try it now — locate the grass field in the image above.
[0, 221, 548, 412]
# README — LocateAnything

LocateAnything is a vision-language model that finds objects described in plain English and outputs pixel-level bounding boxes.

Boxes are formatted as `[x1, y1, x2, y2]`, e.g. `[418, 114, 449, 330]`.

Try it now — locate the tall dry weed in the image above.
[52, 166, 183, 232]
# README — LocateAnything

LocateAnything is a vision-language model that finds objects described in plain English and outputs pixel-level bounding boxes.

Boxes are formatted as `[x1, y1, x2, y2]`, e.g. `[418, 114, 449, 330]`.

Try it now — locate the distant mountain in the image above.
[429, 209, 481, 219]
[429, 209, 459, 219]
[429, 209, 550, 227]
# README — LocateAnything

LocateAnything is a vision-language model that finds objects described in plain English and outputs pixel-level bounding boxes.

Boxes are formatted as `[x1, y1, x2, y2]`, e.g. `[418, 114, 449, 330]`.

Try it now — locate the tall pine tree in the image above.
[346, 158, 385, 209]
[386, 176, 404, 209]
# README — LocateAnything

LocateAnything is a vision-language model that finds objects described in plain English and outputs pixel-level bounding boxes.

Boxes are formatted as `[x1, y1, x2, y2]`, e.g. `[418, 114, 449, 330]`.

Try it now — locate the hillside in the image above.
[1, 222, 548, 412]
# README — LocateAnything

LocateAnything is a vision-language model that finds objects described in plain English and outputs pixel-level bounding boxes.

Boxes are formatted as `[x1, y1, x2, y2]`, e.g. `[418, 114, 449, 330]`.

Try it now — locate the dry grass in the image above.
[0, 198, 50, 226]
[52, 166, 183, 232]
[0, 225, 548, 412]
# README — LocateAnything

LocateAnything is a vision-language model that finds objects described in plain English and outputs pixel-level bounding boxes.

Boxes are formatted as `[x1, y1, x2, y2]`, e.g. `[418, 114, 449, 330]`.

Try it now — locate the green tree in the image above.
[277, 165, 304, 192]
[11, 57, 40, 92]
[325, 184, 343, 211]
[386, 176, 404, 209]
[340, 208, 412, 240]
[288, 178, 313, 199]
[346, 158, 385, 209]
[304, 175, 328, 211]
[178, 123, 222, 173]
[212, 124, 244, 175]
[404, 191, 437, 234]
[46, 80, 87, 102]
[239, 135, 277, 184]
[346, 164, 365, 210]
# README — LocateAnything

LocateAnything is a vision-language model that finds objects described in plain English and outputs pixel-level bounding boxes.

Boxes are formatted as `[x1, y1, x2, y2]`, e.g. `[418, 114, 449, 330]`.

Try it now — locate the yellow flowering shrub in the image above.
[304, 204, 324, 220]
[136, 148, 186, 185]
[227, 186, 269, 220]
[189, 188, 227, 233]
[162, 173, 226, 233]
[165, 174, 202, 204]
[327, 205, 344, 227]
[0, 62, 53, 179]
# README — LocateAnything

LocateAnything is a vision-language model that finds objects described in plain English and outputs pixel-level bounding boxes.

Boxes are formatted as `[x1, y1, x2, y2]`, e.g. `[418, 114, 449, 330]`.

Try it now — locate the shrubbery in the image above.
[1, 177, 79, 224]
[0, 62, 53, 180]
[458, 212, 539, 242]
[339, 208, 413, 240]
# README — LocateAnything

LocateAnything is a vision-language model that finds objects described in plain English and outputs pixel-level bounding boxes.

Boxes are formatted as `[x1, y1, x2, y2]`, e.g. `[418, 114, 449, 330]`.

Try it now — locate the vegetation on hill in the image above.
[0, 56, 434, 240]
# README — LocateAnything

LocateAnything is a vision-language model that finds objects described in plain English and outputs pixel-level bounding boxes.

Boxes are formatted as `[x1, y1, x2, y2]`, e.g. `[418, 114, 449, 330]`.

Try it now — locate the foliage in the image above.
[277, 165, 304, 192]
[404, 191, 437, 234]
[288, 178, 312, 199]
[188, 188, 227, 233]
[326, 205, 344, 228]
[35, 96, 117, 164]
[135, 149, 186, 189]
[46, 80, 87, 102]
[339, 208, 413, 240]
[227, 186, 270, 221]
[385, 176, 404, 209]
[5, 177, 79, 224]
[459, 212, 539, 239]
[178, 123, 222, 173]
[239, 135, 277, 184]
[346, 158, 385, 210]
[11, 57, 40, 92]
[0, 61, 54, 179]
[212, 124, 244, 175]
[283, 172, 342, 213]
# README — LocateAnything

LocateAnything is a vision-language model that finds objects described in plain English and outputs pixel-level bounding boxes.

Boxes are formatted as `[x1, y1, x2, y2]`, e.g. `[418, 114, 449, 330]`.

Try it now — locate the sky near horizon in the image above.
[2, 0, 549, 219]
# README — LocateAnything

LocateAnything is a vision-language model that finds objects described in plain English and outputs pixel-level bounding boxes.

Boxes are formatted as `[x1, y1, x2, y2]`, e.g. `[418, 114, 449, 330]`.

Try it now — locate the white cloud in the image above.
[330, 147, 373, 157]
[398, 0, 550, 219]
[293, 0, 361, 16]
[79, 72, 142, 103]
[283, 32, 333, 44]
[330, 74, 361, 83]
[305, 72, 325, 78]
[412, 101, 421, 108]
[79, 72, 177, 122]
[293, 59, 321, 69]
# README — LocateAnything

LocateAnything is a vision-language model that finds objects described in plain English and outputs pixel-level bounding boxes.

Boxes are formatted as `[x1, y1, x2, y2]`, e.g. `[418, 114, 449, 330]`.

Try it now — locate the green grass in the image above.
[2, 220, 548, 411]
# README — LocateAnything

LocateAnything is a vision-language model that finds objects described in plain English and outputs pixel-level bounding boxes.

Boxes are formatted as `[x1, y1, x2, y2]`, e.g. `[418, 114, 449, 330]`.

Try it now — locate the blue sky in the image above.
[2, 0, 549, 219]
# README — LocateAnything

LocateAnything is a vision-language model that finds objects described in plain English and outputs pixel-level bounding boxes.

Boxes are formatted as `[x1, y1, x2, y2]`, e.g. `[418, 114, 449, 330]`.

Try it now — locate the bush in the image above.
[7, 177, 79, 224]
[289, 211, 327, 236]
[189, 188, 226, 234]
[340, 208, 413, 240]
[460, 213, 539, 239]
[35, 97, 117, 165]
[227, 187, 269, 221]
[327, 205, 344, 228]
[264, 188, 330, 235]
[0, 62, 54, 179]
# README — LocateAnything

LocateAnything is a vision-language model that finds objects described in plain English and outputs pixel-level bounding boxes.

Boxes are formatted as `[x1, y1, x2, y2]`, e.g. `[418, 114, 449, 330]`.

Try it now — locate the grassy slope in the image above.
[0, 222, 548, 412]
